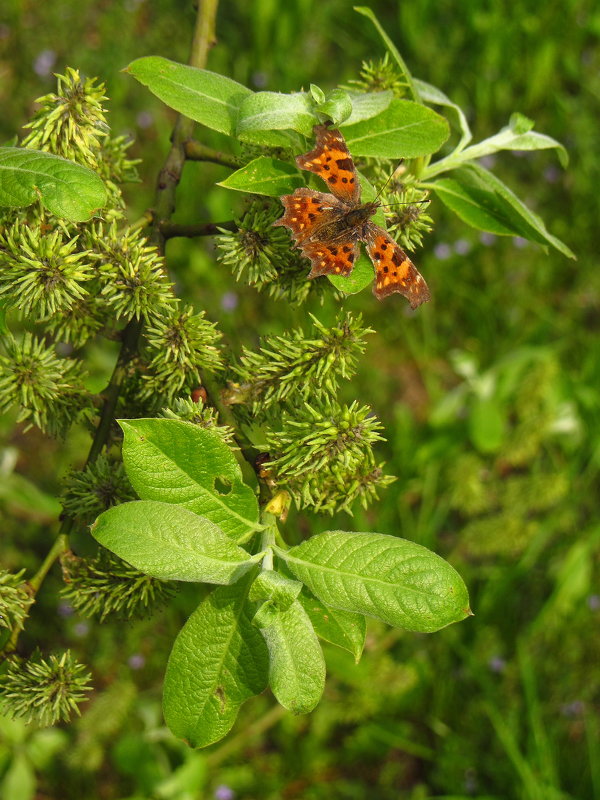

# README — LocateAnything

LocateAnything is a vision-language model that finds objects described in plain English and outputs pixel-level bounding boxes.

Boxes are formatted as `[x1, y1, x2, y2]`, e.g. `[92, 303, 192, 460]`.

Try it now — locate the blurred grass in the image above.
[1, 1, 599, 798]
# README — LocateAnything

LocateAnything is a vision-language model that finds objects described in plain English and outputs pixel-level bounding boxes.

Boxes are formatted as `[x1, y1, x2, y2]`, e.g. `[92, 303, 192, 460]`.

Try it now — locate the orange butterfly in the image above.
[274, 124, 430, 307]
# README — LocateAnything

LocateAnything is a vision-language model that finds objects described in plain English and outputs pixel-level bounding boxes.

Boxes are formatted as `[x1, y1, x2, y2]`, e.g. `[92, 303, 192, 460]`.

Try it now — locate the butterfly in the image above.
[273, 124, 430, 307]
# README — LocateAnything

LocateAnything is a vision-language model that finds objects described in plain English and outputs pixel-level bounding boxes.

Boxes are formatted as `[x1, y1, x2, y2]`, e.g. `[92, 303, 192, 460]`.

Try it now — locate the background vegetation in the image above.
[0, 0, 598, 798]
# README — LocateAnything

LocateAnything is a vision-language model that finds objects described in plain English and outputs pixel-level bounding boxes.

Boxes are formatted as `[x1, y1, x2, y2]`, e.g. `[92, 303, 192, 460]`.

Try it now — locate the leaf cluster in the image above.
[90, 418, 470, 747]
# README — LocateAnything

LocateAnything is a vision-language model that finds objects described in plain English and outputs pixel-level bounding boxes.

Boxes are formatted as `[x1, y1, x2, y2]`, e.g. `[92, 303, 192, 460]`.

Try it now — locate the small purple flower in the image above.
[479, 155, 497, 169]
[73, 621, 90, 638]
[488, 656, 506, 674]
[543, 165, 561, 184]
[214, 785, 235, 800]
[512, 236, 528, 249]
[136, 110, 154, 129]
[252, 72, 268, 89]
[434, 242, 452, 260]
[454, 238, 471, 256]
[587, 594, 600, 611]
[58, 601, 74, 617]
[128, 654, 145, 670]
[34, 50, 57, 77]
[479, 232, 496, 246]
[221, 292, 238, 311]
[560, 700, 585, 718]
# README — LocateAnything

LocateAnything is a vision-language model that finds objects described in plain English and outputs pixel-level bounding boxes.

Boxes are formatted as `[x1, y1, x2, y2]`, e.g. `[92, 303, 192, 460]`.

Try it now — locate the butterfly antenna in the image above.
[373, 160, 404, 203]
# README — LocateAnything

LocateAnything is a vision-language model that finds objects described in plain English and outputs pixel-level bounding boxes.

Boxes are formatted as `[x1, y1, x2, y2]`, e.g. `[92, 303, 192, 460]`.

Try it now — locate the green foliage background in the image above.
[1, 1, 599, 798]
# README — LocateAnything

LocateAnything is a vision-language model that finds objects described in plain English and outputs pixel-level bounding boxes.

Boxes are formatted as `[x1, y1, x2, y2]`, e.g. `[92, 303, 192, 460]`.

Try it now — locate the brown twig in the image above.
[1, 0, 221, 659]
[184, 139, 242, 169]
[159, 220, 237, 239]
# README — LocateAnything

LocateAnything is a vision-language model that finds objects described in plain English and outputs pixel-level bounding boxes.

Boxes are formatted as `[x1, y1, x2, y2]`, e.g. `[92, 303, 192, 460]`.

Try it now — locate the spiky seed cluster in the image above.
[61, 552, 176, 622]
[232, 313, 372, 413]
[0, 333, 87, 435]
[61, 455, 136, 523]
[0, 221, 94, 318]
[87, 222, 175, 322]
[216, 201, 320, 304]
[0, 570, 33, 630]
[139, 305, 223, 402]
[380, 182, 433, 252]
[344, 53, 410, 97]
[266, 400, 392, 514]
[96, 134, 141, 210]
[161, 397, 236, 444]
[21, 67, 109, 168]
[299, 461, 396, 515]
[0, 650, 92, 726]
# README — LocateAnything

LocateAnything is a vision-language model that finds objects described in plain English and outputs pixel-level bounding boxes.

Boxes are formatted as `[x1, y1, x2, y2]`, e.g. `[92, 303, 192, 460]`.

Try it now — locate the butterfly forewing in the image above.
[273, 188, 343, 244]
[296, 125, 361, 205]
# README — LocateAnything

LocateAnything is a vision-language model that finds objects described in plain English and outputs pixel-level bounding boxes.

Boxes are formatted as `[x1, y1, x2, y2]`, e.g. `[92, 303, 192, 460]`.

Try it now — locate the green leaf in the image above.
[309, 84, 326, 105]
[125, 56, 252, 136]
[343, 99, 449, 159]
[414, 78, 472, 151]
[297, 588, 366, 662]
[469, 397, 506, 454]
[256, 599, 325, 714]
[249, 570, 303, 612]
[91, 500, 260, 584]
[278, 531, 470, 632]
[119, 419, 259, 541]
[429, 111, 567, 172]
[1, 752, 36, 800]
[236, 91, 315, 138]
[328, 252, 373, 294]
[353, 7, 420, 102]
[341, 90, 394, 126]
[430, 163, 575, 258]
[163, 580, 268, 748]
[0, 147, 106, 222]
[217, 156, 303, 197]
[316, 89, 353, 126]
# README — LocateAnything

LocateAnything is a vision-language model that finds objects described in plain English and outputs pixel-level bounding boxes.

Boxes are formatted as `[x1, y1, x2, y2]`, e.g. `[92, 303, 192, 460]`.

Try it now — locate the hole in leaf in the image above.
[214, 476, 233, 496]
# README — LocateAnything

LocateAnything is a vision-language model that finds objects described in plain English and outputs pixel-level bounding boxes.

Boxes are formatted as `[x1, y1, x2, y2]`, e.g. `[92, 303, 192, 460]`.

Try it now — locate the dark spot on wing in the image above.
[392, 250, 402, 266]
[308, 213, 316, 221]
[380, 242, 388, 250]
[383, 266, 389, 273]
[323, 164, 330, 171]
[328, 176, 338, 184]
[374, 251, 382, 260]
[330, 247, 338, 255]
[335, 157, 354, 172]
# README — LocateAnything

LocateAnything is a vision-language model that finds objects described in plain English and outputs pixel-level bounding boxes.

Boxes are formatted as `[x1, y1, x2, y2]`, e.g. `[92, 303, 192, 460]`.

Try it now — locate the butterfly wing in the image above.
[273, 187, 344, 245]
[302, 240, 361, 279]
[296, 125, 361, 205]
[365, 224, 430, 308]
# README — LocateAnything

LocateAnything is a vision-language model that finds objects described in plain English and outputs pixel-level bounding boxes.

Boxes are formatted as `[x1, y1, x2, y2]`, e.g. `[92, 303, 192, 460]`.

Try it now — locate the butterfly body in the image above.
[274, 125, 430, 307]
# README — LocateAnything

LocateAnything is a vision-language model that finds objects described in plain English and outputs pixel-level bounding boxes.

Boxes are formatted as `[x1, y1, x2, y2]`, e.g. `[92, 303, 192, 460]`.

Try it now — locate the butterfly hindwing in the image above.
[303, 240, 360, 279]
[365, 224, 430, 308]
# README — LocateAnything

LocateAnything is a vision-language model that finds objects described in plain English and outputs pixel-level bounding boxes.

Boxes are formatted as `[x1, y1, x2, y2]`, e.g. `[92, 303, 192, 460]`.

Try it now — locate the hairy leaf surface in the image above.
[163, 581, 268, 748]
[120, 419, 259, 541]
[0, 147, 106, 221]
[279, 531, 470, 632]
[91, 501, 260, 583]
